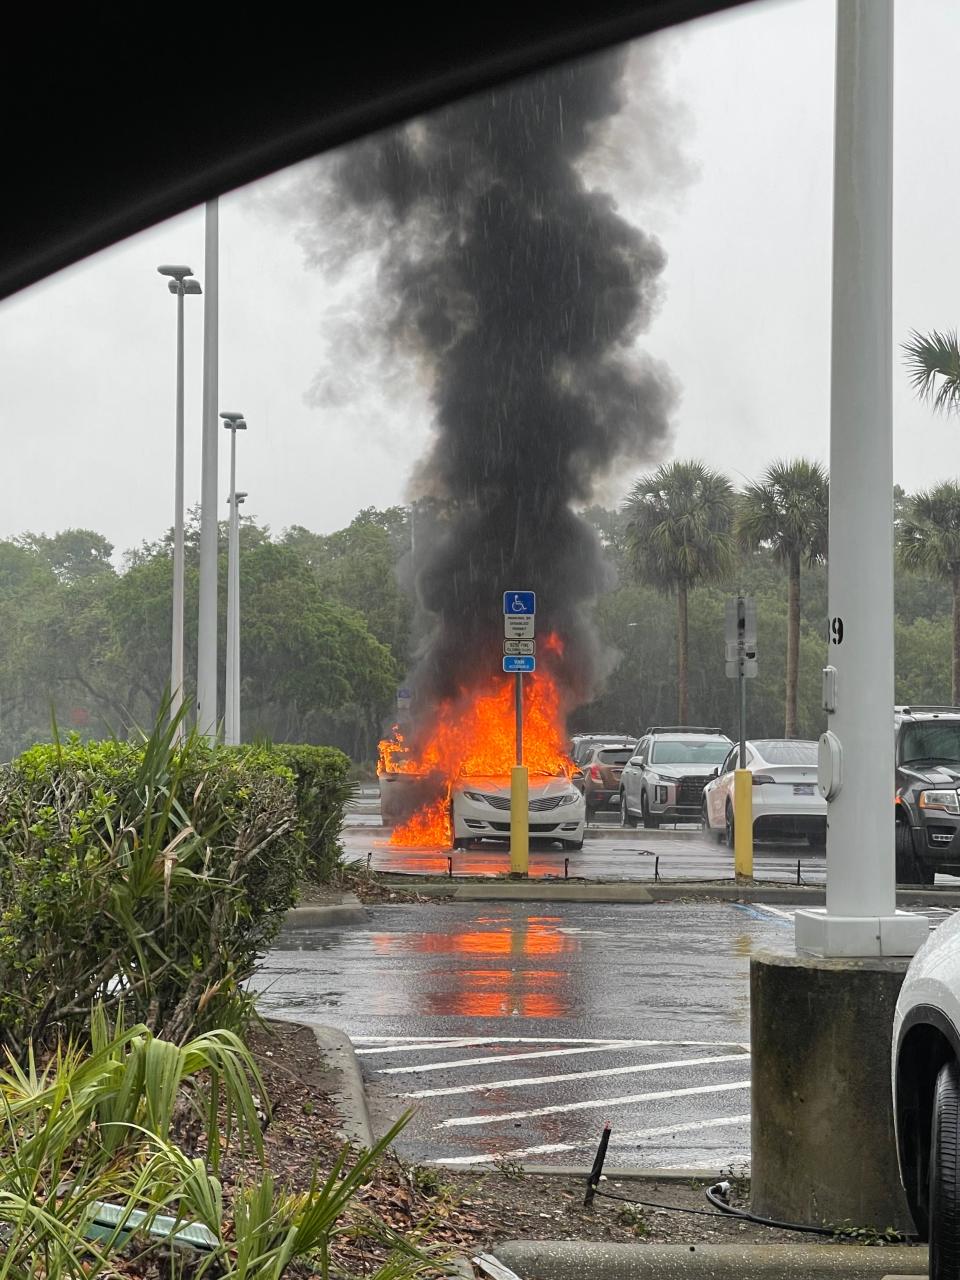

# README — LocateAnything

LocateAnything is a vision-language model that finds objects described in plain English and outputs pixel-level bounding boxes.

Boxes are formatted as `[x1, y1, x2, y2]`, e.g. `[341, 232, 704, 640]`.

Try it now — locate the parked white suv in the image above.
[619, 726, 731, 829]
[893, 908, 960, 1273]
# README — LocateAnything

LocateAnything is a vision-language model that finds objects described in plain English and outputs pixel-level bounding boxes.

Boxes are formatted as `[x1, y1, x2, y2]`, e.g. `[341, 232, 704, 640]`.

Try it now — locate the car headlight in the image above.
[646, 772, 661, 784]
[463, 791, 489, 804]
[919, 789, 960, 814]
[559, 790, 582, 806]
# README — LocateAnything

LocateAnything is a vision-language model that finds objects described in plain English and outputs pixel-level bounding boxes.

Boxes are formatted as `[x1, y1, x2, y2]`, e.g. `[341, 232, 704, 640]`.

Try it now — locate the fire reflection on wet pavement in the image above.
[251, 901, 794, 1168]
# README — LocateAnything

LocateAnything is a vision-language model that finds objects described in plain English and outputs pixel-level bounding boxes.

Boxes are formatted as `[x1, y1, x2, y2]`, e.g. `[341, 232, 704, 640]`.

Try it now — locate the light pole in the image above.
[221, 412, 247, 746]
[157, 265, 201, 742]
[197, 199, 219, 741]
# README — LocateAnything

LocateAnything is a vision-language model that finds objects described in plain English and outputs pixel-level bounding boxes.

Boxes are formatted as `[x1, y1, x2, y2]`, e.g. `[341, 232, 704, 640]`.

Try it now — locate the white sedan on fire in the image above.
[451, 773, 585, 851]
[701, 738, 826, 848]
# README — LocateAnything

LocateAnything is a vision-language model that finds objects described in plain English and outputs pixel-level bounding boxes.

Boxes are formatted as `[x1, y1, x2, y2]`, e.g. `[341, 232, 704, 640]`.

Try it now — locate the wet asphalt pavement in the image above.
[252, 900, 797, 1170]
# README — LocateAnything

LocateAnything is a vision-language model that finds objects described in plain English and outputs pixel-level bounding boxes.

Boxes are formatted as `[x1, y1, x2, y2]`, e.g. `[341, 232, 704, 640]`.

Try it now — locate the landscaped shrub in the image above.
[0, 717, 305, 1056]
[272, 743, 353, 881]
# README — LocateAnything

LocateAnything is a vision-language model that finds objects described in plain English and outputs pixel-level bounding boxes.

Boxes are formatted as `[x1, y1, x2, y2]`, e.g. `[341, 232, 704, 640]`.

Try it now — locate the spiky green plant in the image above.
[0, 1015, 426, 1280]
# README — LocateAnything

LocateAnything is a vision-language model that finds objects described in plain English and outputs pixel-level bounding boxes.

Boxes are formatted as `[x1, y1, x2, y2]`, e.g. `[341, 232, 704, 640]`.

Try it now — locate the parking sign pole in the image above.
[505, 591, 533, 877]
[515, 672, 523, 766]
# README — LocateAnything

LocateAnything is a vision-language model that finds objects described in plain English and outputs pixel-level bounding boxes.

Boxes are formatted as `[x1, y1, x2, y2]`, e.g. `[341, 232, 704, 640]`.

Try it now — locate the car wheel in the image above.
[725, 803, 735, 849]
[562, 838, 584, 851]
[929, 1058, 960, 1279]
[620, 790, 637, 829]
[641, 791, 660, 830]
[701, 799, 711, 833]
[896, 821, 935, 886]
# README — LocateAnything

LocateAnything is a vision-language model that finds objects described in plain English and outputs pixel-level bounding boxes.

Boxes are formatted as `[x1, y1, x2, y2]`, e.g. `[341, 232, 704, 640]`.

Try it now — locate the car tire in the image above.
[562, 838, 584, 851]
[641, 791, 660, 830]
[896, 821, 935, 886]
[620, 790, 637, 828]
[701, 799, 710, 832]
[725, 803, 735, 849]
[929, 1057, 960, 1279]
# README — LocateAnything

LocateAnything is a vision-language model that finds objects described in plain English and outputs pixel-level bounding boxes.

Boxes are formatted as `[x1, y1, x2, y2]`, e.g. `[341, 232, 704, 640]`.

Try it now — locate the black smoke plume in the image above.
[331, 50, 676, 724]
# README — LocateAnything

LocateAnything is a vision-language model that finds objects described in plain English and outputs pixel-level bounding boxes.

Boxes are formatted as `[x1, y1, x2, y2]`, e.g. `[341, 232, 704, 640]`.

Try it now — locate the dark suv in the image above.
[895, 705, 960, 885]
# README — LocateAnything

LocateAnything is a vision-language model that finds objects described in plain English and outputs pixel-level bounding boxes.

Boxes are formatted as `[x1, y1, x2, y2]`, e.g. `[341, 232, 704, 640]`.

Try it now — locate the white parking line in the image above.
[355, 1036, 635, 1056]
[436, 1112, 753, 1165]
[437, 1079, 751, 1128]
[752, 904, 793, 921]
[403, 1052, 748, 1098]
[376, 1038, 750, 1074]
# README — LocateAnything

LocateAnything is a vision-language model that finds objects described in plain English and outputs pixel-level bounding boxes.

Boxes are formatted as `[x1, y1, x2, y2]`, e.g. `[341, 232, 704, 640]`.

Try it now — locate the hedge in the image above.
[0, 723, 351, 1058]
[272, 743, 353, 881]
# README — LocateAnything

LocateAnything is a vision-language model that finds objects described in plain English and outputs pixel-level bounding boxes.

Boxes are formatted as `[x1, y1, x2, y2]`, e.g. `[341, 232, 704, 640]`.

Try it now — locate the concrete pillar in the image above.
[751, 950, 912, 1231]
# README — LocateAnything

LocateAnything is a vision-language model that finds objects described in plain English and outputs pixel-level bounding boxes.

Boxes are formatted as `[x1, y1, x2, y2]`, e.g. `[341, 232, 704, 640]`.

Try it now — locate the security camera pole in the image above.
[221, 412, 247, 746]
[503, 591, 535, 876]
[725, 595, 756, 877]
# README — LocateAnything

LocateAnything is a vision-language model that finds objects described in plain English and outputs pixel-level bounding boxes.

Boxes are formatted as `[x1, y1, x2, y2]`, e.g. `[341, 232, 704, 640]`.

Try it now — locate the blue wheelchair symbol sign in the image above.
[503, 590, 536, 615]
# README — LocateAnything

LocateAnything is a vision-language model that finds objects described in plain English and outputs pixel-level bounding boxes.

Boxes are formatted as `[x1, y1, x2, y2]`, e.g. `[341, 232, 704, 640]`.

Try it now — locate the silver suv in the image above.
[619, 726, 732, 829]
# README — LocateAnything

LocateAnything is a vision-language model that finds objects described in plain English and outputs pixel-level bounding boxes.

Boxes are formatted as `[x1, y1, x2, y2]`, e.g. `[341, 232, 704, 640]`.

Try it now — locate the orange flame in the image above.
[379, 643, 571, 846]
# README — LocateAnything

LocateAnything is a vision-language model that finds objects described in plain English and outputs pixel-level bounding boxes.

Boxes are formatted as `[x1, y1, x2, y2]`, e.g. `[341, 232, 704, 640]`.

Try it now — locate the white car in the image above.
[893, 908, 960, 1271]
[701, 738, 826, 848]
[451, 773, 585, 851]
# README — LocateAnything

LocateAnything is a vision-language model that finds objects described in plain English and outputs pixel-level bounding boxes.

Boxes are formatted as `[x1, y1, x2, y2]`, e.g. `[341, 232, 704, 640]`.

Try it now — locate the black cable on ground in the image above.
[704, 1183, 916, 1242]
[703, 1183, 837, 1236]
[591, 1187, 728, 1220]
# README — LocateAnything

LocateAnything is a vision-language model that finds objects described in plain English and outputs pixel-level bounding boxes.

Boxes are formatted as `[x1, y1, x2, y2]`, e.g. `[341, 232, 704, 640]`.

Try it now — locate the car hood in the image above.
[646, 763, 717, 780]
[899, 763, 960, 787]
[454, 774, 573, 799]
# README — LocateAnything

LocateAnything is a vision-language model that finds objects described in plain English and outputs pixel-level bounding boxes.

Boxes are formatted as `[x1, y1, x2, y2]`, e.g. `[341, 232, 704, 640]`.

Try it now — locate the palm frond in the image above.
[903, 329, 960, 415]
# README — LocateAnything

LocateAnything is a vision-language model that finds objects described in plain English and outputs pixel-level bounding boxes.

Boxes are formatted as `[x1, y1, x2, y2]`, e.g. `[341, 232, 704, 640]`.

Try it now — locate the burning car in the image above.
[451, 772, 585, 851]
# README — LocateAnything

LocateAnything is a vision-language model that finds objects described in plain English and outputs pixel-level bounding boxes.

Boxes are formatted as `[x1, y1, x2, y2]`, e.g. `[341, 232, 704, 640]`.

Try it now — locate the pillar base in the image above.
[751, 948, 913, 1231]
[795, 907, 927, 957]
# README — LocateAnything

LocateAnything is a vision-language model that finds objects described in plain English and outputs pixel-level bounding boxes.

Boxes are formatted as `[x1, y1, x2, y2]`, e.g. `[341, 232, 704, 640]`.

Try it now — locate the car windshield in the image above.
[651, 741, 729, 765]
[752, 740, 818, 765]
[900, 723, 960, 765]
[598, 749, 633, 765]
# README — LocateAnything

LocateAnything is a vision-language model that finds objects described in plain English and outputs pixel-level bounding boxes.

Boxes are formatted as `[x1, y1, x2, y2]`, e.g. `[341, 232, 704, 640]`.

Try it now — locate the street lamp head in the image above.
[220, 411, 246, 429]
[183, 279, 202, 295]
[236, 492, 248, 503]
[157, 264, 194, 281]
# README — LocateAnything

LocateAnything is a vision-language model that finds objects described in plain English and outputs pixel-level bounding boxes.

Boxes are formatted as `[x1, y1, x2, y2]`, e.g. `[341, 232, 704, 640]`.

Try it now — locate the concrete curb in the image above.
[340, 878, 960, 908]
[286, 893, 369, 928]
[492, 1241, 926, 1280]
[308, 1023, 375, 1150]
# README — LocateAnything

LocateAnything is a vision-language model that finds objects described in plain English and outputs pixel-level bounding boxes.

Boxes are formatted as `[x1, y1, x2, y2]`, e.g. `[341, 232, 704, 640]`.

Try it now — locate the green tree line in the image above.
[2, 470, 959, 763]
[0, 508, 411, 763]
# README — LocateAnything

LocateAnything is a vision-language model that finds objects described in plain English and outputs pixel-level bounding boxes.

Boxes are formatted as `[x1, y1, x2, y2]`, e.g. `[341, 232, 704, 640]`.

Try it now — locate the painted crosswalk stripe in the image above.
[403, 1052, 748, 1098]
[377, 1039, 750, 1074]
[436, 1113, 753, 1164]
[437, 1079, 751, 1128]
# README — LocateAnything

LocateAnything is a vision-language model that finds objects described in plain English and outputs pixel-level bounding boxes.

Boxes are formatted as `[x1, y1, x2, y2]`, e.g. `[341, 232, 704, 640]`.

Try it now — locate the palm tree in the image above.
[735, 459, 828, 738]
[899, 483, 960, 704]
[624, 461, 735, 724]
[903, 329, 960, 415]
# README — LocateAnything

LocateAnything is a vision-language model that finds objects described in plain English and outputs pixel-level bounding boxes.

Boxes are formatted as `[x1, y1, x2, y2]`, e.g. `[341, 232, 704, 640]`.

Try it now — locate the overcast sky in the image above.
[1, 0, 958, 559]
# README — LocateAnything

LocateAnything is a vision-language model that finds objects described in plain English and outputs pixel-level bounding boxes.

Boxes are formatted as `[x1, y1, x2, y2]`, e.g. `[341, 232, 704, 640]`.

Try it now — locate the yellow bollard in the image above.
[734, 769, 754, 879]
[510, 765, 529, 877]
